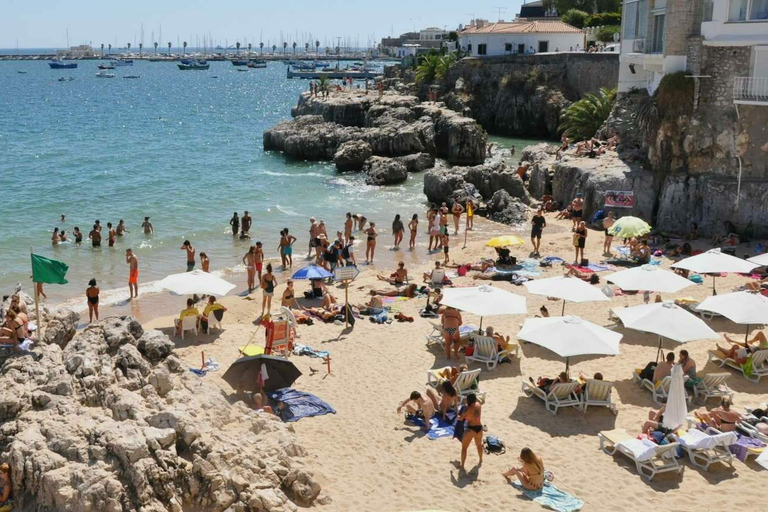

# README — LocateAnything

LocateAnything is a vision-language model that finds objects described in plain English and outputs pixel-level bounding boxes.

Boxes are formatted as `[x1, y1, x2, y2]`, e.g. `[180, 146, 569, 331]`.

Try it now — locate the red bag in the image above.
[457, 265, 468, 277]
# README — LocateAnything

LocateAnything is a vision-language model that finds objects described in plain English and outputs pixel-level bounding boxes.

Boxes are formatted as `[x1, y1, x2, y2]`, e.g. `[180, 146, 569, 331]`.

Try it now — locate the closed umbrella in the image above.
[608, 216, 652, 239]
[485, 236, 525, 248]
[517, 316, 622, 371]
[157, 270, 236, 296]
[696, 291, 768, 340]
[662, 364, 688, 430]
[613, 301, 719, 362]
[291, 264, 333, 280]
[523, 276, 610, 315]
[440, 285, 526, 330]
[748, 252, 768, 266]
[606, 265, 693, 294]
[222, 354, 302, 393]
[671, 249, 759, 295]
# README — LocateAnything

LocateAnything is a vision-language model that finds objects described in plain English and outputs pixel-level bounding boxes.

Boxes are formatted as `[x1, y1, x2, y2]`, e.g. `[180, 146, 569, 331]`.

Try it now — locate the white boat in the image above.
[114, 59, 134, 66]
[95, 70, 115, 78]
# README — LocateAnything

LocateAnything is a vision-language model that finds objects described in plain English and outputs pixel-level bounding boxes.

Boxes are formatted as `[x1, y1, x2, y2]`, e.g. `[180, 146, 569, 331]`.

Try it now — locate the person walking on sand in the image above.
[452, 202, 464, 235]
[86, 278, 100, 323]
[530, 207, 546, 257]
[116, 220, 128, 236]
[261, 263, 277, 317]
[392, 214, 404, 250]
[181, 240, 196, 271]
[466, 199, 475, 231]
[254, 242, 265, 282]
[408, 214, 419, 251]
[343, 236, 357, 266]
[443, 232, 451, 265]
[141, 217, 154, 235]
[458, 393, 483, 472]
[243, 246, 257, 293]
[365, 223, 377, 264]
[570, 193, 584, 230]
[107, 222, 116, 247]
[125, 249, 139, 299]
[603, 211, 616, 255]
[200, 252, 210, 272]
[439, 207, 450, 247]
[241, 211, 252, 239]
[430, 207, 441, 251]
[230, 212, 240, 237]
[88, 224, 102, 248]
[344, 212, 353, 241]
[574, 221, 587, 264]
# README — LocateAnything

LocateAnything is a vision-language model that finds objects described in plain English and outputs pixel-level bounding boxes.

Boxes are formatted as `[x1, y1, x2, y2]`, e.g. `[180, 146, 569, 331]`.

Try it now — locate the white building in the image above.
[56, 45, 96, 59]
[395, 44, 421, 58]
[458, 19, 584, 57]
[420, 27, 447, 41]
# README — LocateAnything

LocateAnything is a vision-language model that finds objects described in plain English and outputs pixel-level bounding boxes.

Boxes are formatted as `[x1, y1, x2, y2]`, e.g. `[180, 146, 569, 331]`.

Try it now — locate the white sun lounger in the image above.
[465, 335, 517, 370]
[598, 428, 682, 481]
[632, 371, 691, 405]
[522, 380, 581, 415]
[692, 373, 733, 403]
[425, 321, 445, 348]
[582, 379, 617, 414]
[670, 428, 736, 471]
[707, 349, 768, 383]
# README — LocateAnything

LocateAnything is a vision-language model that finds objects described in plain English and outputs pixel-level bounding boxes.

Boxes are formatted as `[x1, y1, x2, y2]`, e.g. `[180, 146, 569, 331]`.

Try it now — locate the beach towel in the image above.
[267, 388, 336, 423]
[293, 343, 330, 359]
[511, 481, 583, 512]
[586, 263, 615, 272]
[615, 438, 658, 461]
[678, 429, 737, 450]
[189, 368, 207, 377]
[729, 433, 765, 461]
[542, 256, 565, 264]
[405, 412, 456, 440]
[381, 296, 411, 304]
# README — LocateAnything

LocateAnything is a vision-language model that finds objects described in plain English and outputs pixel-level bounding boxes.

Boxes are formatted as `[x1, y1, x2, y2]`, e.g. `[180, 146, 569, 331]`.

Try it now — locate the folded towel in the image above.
[511, 481, 583, 512]
[615, 438, 658, 461]
[679, 429, 737, 450]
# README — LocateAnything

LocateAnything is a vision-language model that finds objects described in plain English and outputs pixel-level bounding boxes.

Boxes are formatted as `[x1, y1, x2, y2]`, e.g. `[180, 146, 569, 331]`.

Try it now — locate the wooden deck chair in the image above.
[708, 349, 768, 383]
[178, 315, 198, 340]
[598, 428, 682, 481]
[582, 379, 616, 413]
[692, 373, 733, 403]
[669, 428, 736, 471]
[522, 380, 581, 415]
[454, 368, 484, 401]
[465, 335, 513, 370]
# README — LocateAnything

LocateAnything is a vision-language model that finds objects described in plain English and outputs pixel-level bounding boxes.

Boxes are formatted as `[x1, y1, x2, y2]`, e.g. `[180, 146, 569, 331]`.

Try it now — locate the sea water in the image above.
[0, 59, 545, 309]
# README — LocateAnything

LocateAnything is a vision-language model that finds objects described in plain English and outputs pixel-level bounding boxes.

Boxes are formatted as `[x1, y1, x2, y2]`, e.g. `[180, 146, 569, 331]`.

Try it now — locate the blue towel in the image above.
[511, 482, 583, 512]
[405, 412, 456, 439]
[267, 388, 336, 422]
[189, 368, 207, 377]
[293, 343, 330, 359]
[542, 256, 565, 264]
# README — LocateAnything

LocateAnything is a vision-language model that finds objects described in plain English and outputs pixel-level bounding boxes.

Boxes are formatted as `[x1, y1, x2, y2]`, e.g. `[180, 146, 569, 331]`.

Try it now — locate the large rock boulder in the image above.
[396, 152, 435, 172]
[423, 161, 533, 207]
[520, 143, 558, 199]
[415, 104, 487, 165]
[363, 157, 409, 186]
[263, 115, 364, 160]
[487, 190, 529, 225]
[333, 140, 373, 172]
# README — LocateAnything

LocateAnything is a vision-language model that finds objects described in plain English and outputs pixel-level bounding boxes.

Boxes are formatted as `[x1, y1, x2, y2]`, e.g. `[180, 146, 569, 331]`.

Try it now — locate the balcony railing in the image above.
[734, 77, 768, 105]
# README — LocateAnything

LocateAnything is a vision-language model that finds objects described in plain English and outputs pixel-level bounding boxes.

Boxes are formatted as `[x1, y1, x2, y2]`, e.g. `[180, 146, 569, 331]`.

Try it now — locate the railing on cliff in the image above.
[733, 77, 768, 105]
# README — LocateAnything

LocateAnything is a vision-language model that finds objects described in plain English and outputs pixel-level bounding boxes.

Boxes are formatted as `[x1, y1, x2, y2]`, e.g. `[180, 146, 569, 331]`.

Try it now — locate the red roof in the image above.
[460, 20, 583, 35]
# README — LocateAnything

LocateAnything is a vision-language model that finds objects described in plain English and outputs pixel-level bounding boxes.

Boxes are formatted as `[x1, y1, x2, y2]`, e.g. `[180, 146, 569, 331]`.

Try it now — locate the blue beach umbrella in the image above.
[291, 264, 333, 280]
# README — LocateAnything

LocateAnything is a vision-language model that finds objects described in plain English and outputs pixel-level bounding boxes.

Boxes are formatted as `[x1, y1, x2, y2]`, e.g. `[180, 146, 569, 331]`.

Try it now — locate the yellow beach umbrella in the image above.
[608, 216, 651, 239]
[485, 235, 525, 248]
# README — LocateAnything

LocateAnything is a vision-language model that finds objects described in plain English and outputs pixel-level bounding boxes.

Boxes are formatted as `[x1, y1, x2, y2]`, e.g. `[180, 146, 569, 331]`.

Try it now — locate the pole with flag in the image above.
[30, 248, 69, 337]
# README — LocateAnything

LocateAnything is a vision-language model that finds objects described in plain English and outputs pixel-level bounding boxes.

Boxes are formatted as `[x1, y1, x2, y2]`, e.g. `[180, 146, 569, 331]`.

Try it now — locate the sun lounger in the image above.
[598, 428, 682, 481]
[742, 406, 768, 443]
[692, 373, 733, 403]
[465, 335, 517, 370]
[692, 301, 722, 320]
[670, 428, 736, 471]
[707, 349, 768, 383]
[425, 321, 445, 348]
[582, 379, 616, 414]
[521, 380, 581, 415]
[454, 368, 485, 401]
[632, 370, 691, 405]
[688, 419, 766, 462]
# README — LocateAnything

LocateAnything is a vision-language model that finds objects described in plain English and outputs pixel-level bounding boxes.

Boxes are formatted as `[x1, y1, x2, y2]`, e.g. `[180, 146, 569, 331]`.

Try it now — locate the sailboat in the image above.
[178, 59, 210, 70]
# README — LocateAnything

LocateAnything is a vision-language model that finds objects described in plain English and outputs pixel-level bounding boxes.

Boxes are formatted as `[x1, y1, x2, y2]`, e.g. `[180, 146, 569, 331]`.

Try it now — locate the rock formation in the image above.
[0, 311, 323, 512]
[363, 156, 409, 186]
[334, 140, 373, 172]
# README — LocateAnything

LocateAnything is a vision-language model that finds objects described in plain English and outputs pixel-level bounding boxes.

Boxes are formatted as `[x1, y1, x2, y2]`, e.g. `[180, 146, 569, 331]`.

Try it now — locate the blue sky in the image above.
[1, 0, 530, 48]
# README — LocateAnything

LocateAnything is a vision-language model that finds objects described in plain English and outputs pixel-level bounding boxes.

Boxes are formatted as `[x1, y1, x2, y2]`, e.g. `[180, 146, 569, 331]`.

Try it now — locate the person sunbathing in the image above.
[631, 240, 652, 264]
[530, 372, 569, 394]
[252, 393, 275, 415]
[565, 267, 600, 284]
[321, 292, 337, 310]
[485, 326, 511, 352]
[502, 448, 545, 491]
[576, 371, 603, 394]
[397, 390, 436, 431]
[174, 298, 200, 335]
[0, 310, 22, 347]
[377, 261, 408, 285]
[446, 260, 494, 272]
[358, 293, 385, 314]
[652, 352, 675, 384]
[370, 284, 418, 298]
[714, 332, 768, 364]
[433, 381, 459, 419]
[432, 366, 460, 385]
[695, 397, 742, 433]
[641, 405, 670, 436]
[555, 207, 572, 220]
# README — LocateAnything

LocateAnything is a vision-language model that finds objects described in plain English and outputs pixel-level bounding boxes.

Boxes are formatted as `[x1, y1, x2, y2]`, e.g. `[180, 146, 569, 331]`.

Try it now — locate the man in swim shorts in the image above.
[570, 194, 584, 230]
[125, 248, 139, 299]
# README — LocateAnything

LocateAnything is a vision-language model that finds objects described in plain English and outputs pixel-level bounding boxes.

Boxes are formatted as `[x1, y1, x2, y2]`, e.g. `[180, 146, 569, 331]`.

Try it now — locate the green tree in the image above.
[435, 53, 456, 80]
[562, 9, 590, 28]
[587, 12, 622, 27]
[544, 0, 620, 14]
[558, 87, 617, 141]
[596, 25, 621, 42]
[415, 53, 441, 83]
[448, 31, 458, 42]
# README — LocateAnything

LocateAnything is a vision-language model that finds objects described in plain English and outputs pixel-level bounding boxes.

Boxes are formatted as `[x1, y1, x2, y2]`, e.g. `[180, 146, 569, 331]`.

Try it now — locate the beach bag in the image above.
[483, 435, 506, 454]
[581, 258, 589, 266]
[457, 265, 468, 277]
[572, 234, 580, 247]
[742, 355, 755, 378]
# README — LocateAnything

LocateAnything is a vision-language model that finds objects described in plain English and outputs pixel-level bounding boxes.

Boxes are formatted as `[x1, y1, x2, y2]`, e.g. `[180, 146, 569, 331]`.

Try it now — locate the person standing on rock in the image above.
[530, 208, 546, 257]
[408, 214, 419, 251]
[392, 214, 404, 250]
[570, 194, 584, 231]
[365, 223, 378, 264]
[452, 202, 464, 235]
[126, 248, 139, 299]
[603, 212, 616, 256]
[86, 278, 100, 323]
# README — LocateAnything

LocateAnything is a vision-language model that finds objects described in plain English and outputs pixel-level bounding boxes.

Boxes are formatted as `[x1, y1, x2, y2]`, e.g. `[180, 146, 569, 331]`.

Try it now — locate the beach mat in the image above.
[511, 481, 583, 512]
[267, 388, 336, 422]
[405, 412, 456, 440]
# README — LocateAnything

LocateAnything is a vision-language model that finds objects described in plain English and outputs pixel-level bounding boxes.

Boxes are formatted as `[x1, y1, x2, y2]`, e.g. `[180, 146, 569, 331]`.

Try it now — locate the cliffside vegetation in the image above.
[415, 53, 456, 83]
[635, 71, 695, 139]
[558, 87, 617, 140]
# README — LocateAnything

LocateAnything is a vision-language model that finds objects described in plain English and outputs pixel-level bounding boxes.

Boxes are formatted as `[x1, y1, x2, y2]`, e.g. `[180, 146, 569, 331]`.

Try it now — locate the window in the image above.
[518, 43, 526, 54]
[703, 0, 714, 21]
[730, 0, 749, 20]
[467, 43, 472, 54]
[538, 41, 549, 53]
[477, 44, 487, 55]
[751, 0, 768, 20]
[624, 0, 649, 40]
[505, 43, 513, 53]
[651, 14, 665, 53]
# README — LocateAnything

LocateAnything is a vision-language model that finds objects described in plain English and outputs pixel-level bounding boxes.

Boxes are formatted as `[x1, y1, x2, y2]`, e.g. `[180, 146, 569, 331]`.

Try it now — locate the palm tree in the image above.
[236, 42, 241, 55]
[260, 42, 264, 55]
[283, 42, 287, 55]
[317, 74, 329, 96]
[127, 43, 131, 53]
[167, 42, 172, 56]
[435, 54, 456, 80]
[272, 44, 277, 54]
[108, 44, 112, 55]
[305, 42, 309, 54]
[248, 43, 252, 58]
[183, 41, 187, 56]
[154, 42, 158, 55]
[138, 43, 142, 57]
[558, 87, 617, 141]
[292, 42, 297, 55]
[415, 54, 441, 83]
[100, 43, 104, 57]
[315, 40, 320, 55]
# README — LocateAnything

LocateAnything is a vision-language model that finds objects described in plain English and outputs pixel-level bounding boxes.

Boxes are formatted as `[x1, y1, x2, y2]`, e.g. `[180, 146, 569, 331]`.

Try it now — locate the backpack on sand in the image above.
[483, 435, 506, 454]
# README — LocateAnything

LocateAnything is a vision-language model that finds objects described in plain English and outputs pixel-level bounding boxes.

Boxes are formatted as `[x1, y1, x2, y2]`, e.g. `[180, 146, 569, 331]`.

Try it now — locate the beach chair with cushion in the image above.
[521, 380, 581, 415]
[598, 428, 682, 481]
[692, 373, 733, 403]
[707, 349, 768, 383]
[582, 379, 616, 413]
[179, 315, 198, 340]
[454, 368, 485, 402]
[465, 335, 516, 370]
[632, 371, 692, 405]
[669, 428, 736, 471]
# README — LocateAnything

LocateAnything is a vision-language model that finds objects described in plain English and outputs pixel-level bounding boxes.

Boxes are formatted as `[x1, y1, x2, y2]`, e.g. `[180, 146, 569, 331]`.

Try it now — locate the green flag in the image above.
[31, 253, 69, 285]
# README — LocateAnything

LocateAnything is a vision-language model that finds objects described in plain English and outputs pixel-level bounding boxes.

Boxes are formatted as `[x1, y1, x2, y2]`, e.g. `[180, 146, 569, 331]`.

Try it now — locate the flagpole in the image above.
[31, 247, 43, 339]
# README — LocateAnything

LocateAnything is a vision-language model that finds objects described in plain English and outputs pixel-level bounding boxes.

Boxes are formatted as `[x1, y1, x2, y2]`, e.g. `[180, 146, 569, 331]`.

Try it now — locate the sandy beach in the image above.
[124, 212, 768, 512]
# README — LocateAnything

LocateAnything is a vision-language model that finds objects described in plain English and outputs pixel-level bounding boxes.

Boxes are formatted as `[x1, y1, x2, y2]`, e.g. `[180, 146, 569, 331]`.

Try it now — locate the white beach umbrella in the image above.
[662, 364, 688, 430]
[523, 276, 610, 315]
[440, 286, 526, 329]
[671, 249, 759, 294]
[748, 252, 768, 267]
[606, 264, 693, 294]
[613, 301, 719, 361]
[157, 270, 236, 296]
[696, 291, 768, 340]
[517, 316, 622, 371]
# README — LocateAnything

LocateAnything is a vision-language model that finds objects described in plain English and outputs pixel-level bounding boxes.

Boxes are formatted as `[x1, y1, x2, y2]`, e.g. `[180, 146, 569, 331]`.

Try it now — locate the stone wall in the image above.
[699, 45, 751, 107]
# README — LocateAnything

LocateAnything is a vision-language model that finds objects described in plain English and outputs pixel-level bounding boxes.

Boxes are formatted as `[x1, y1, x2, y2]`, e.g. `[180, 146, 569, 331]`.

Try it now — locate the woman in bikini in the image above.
[452, 202, 464, 235]
[696, 397, 743, 432]
[365, 223, 377, 264]
[503, 448, 545, 490]
[0, 310, 22, 347]
[458, 393, 483, 471]
[440, 306, 463, 360]
[260, 264, 277, 317]
[281, 280, 300, 309]
[392, 214, 404, 249]
[715, 332, 768, 364]
[86, 278, 100, 323]
[200, 252, 210, 273]
[408, 214, 418, 251]
[243, 246, 257, 293]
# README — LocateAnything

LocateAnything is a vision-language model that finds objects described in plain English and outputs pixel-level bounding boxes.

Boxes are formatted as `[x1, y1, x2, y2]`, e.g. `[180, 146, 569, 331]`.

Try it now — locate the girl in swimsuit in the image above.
[503, 448, 545, 490]
[86, 278, 100, 323]
[365, 223, 377, 264]
[0, 310, 20, 347]
[392, 214, 404, 249]
[408, 214, 418, 251]
[281, 280, 300, 309]
[243, 246, 257, 293]
[458, 393, 483, 471]
[261, 263, 277, 317]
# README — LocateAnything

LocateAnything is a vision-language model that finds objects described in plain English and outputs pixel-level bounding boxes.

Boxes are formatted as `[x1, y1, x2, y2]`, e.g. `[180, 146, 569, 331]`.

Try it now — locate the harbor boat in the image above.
[17, 71, 27, 74]
[95, 70, 115, 78]
[123, 75, 141, 79]
[247, 59, 267, 68]
[315, 61, 331, 68]
[237, 68, 249, 72]
[231, 59, 248, 66]
[114, 59, 134, 66]
[57, 76, 75, 81]
[98, 62, 116, 70]
[48, 59, 77, 69]
[177, 59, 210, 70]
